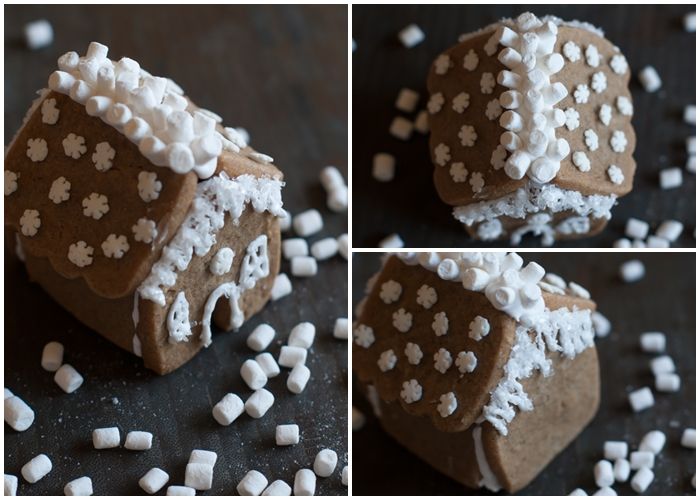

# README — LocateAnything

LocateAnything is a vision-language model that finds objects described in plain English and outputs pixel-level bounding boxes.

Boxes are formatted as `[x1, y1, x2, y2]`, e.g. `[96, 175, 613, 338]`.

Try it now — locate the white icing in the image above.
[473, 425, 502, 492]
[512, 213, 555, 246]
[556, 216, 590, 235]
[477, 219, 503, 241]
[494, 13, 570, 184]
[210, 247, 235, 276]
[19, 209, 41, 236]
[48, 176, 71, 203]
[15, 234, 25, 261]
[167, 291, 192, 343]
[132, 291, 139, 328]
[239, 235, 269, 289]
[132, 333, 142, 357]
[200, 282, 242, 347]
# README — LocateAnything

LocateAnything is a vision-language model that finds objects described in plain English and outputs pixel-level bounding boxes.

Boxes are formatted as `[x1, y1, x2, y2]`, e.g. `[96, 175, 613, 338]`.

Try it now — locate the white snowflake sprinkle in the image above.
[451, 92, 470, 113]
[41, 98, 60, 125]
[82, 193, 109, 219]
[469, 316, 490, 341]
[377, 349, 397, 372]
[19, 209, 41, 237]
[564, 108, 580, 131]
[449, 162, 468, 183]
[434, 54, 452, 75]
[48, 176, 71, 204]
[101, 234, 130, 258]
[455, 351, 478, 374]
[599, 104, 612, 126]
[610, 54, 628, 75]
[5, 171, 19, 196]
[393, 308, 413, 333]
[469, 172, 484, 193]
[485, 99, 502, 120]
[610, 130, 627, 153]
[400, 379, 422, 404]
[416, 284, 437, 309]
[572, 151, 591, 172]
[427, 93, 445, 114]
[490, 145, 507, 170]
[353, 324, 375, 348]
[379, 280, 402, 304]
[432, 311, 449, 336]
[26, 138, 48, 162]
[92, 142, 115, 172]
[562, 41, 581, 62]
[404, 342, 423, 365]
[463, 49, 479, 71]
[585, 44, 600, 67]
[137, 171, 162, 202]
[433, 348, 453, 374]
[68, 241, 94, 268]
[480, 72, 495, 94]
[434, 143, 451, 166]
[132, 217, 158, 244]
[616, 96, 633, 116]
[607, 165, 624, 185]
[573, 84, 590, 104]
[458, 125, 477, 146]
[591, 72, 607, 93]
[437, 392, 457, 417]
[62, 133, 87, 159]
[584, 129, 599, 151]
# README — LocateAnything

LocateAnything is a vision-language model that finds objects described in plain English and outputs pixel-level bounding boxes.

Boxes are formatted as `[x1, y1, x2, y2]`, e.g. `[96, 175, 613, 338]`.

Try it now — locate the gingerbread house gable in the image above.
[353, 253, 596, 435]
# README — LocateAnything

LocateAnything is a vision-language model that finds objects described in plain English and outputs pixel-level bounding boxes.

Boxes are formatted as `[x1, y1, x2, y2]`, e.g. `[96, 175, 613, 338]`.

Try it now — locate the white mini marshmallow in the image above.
[373, 153, 396, 182]
[247, 324, 275, 352]
[139, 468, 169, 494]
[54, 364, 84, 393]
[291, 256, 318, 277]
[352, 406, 366, 431]
[4, 388, 12, 399]
[592, 486, 616, 496]
[282, 238, 308, 259]
[603, 441, 628, 461]
[245, 388, 275, 418]
[313, 449, 338, 477]
[278, 345, 307, 368]
[639, 430, 666, 455]
[569, 488, 587, 496]
[241, 359, 268, 390]
[342, 466, 348, 486]
[189, 449, 217, 467]
[334, 318, 349, 339]
[624, 219, 649, 240]
[645, 235, 670, 248]
[320, 166, 345, 193]
[64, 476, 93, 496]
[396, 88, 420, 113]
[255, 353, 280, 378]
[389, 116, 413, 140]
[293, 209, 323, 237]
[613, 238, 631, 248]
[650, 355, 675, 375]
[92, 427, 120, 449]
[638, 66, 662, 92]
[684, 12, 696, 32]
[24, 19, 53, 50]
[21, 454, 52, 483]
[398, 24, 425, 48]
[185, 463, 213, 490]
[640, 332, 666, 353]
[681, 428, 696, 448]
[270, 273, 293, 300]
[592, 312, 611, 338]
[124, 431, 153, 450]
[327, 185, 348, 212]
[4, 395, 35, 431]
[613, 458, 630, 482]
[684, 105, 696, 125]
[294, 469, 316, 496]
[237, 470, 268, 496]
[414, 110, 429, 134]
[278, 209, 292, 232]
[337, 233, 348, 260]
[630, 451, 654, 470]
[656, 372, 681, 392]
[379, 233, 404, 248]
[275, 424, 300, 446]
[4, 474, 17, 496]
[41, 341, 64, 371]
[311, 237, 339, 261]
[594, 460, 614, 488]
[262, 480, 292, 496]
[289, 322, 316, 349]
[656, 220, 684, 242]
[619, 259, 645, 283]
[631, 467, 654, 493]
[287, 364, 311, 394]
[166, 486, 196, 496]
[628, 387, 654, 412]
[212, 393, 245, 426]
[688, 155, 696, 173]
[688, 136, 697, 154]
[659, 167, 683, 189]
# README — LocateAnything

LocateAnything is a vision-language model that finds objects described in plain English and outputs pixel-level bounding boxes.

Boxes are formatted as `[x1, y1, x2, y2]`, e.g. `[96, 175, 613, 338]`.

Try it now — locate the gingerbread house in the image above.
[5, 42, 285, 375]
[426, 12, 636, 245]
[353, 252, 600, 492]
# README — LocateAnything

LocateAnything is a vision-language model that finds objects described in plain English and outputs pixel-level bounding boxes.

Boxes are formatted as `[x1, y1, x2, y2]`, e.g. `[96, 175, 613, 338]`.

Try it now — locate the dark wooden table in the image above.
[352, 5, 696, 248]
[352, 252, 696, 495]
[5, 4, 348, 495]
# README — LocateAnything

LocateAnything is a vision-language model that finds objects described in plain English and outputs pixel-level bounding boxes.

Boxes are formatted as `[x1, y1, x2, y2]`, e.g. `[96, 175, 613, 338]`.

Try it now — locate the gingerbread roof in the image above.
[427, 13, 636, 208]
[353, 253, 596, 435]
[4, 43, 283, 299]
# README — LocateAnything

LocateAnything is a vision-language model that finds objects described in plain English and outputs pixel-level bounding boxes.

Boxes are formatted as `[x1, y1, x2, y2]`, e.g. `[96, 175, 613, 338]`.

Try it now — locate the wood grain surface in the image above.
[352, 4, 696, 248]
[4, 4, 348, 495]
[352, 252, 696, 495]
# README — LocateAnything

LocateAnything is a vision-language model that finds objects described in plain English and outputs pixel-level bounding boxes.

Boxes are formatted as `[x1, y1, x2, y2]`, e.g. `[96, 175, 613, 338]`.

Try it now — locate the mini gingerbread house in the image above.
[427, 12, 636, 245]
[5, 42, 285, 375]
[353, 252, 600, 492]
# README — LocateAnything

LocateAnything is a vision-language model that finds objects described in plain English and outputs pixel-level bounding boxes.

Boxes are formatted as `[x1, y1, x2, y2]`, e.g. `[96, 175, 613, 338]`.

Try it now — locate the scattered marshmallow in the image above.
[92, 427, 120, 449]
[592, 486, 616, 496]
[124, 431, 153, 450]
[320, 166, 347, 213]
[395, 88, 420, 113]
[262, 480, 292, 496]
[352, 406, 366, 431]
[255, 353, 280, 378]
[569, 488, 587, 496]
[650, 355, 675, 375]
[64, 476, 93, 496]
[275, 424, 300, 446]
[293, 209, 323, 237]
[337, 234, 348, 259]
[619, 259, 645, 283]
[287, 363, 311, 394]
[291, 256, 318, 277]
[684, 12, 696, 32]
[631, 467, 654, 493]
[4, 474, 17, 496]
[624, 218, 649, 240]
[592, 312, 611, 338]
[613, 458, 630, 482]
[612, 238, 631, 248]
[24, 19, 53, 50]
[341, 466, 348, 486]
[21, 454, 52, 483]
[656, 372, 681, 392]
[684, 105, 696, 125]
[278, 209, 292, 232]
[378, 233, 404, 248]
[4, 394, 35, 431]
[639, 430, 666, 455]
[327, 185, 348, 213]
[41, 341, 64, 371]
[185, 463, 213, 491]
[594, 460, 614, 488]
[681, 428, 696, 448]
[630, 450, 654, 470]
[270, 273, 293, 300]
[189, 449, 217, 467]
[398, 24, 425, 48]
[282, 238, 309, 259]
[688, 155, 696, 173]
[139, 468, 169, 494]
[314, 448, 338, 477]
[389, 116, 413, 140]
[166, 486, 196, 496]
[638, 66, 662, 92]
[54, 364, 84, 393]
[311, 237, 339, 261]
[659, 167, 683, 189]
[278, 345, 307, 368]
[247, 324, 276, 352]
[294, 468, 316, 496]
[237, 470, 268, 496]
[333, 318, 349, 339]
[645, 235, 669, 248]
[289, 322, 315, 349]
[640, 332, 666, 353]
[414, 110, 429, 134]
[241, 359, 268, 390]
[656, 220, 684, 242]
[245, 388, 275, 418]
[212, 393, 245, 426]
[603, 441, 628, 461]
[628, 387, 654, 412]
[688, 136, 697, 154]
